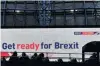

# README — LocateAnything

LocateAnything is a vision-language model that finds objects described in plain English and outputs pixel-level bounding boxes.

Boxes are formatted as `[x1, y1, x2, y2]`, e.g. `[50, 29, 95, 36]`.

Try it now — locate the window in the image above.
[75, 2, 84, 8]
[76, 16, 85, 25]
[84, 2, 94, 8]
[65, 2, 73, 9]
[15, 15, 25, 26]
[56, 15, 64, 26]
[1, 3, 5, 9]
[6, 15, 14, 26]
[66, 15, 75, 25]
[26, 15, 37, 26]
[16, 4, 25, 9]
[27, 4, 37, 10]
[7, 4, 15, 9]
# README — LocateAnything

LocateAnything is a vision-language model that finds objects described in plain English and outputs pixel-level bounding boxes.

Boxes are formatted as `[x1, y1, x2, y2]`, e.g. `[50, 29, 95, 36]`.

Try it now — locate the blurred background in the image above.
[1, 1, 100, 27]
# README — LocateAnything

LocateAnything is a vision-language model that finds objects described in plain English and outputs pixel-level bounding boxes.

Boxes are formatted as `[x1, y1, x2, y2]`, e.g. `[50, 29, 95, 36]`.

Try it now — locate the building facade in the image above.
[1, 1, 100, 27]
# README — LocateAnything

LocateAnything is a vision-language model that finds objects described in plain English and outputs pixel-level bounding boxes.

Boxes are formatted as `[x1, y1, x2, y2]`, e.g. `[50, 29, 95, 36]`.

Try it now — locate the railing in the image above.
[1, 52, 92, 62]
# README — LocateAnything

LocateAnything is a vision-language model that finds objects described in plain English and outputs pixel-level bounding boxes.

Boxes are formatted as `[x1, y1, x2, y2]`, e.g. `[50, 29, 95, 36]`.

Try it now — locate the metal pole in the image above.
[84, 1, 88, 25]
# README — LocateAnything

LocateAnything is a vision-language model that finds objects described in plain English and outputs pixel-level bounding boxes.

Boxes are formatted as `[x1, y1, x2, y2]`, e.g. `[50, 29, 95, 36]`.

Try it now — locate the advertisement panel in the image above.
[1, 28, 100, 60]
